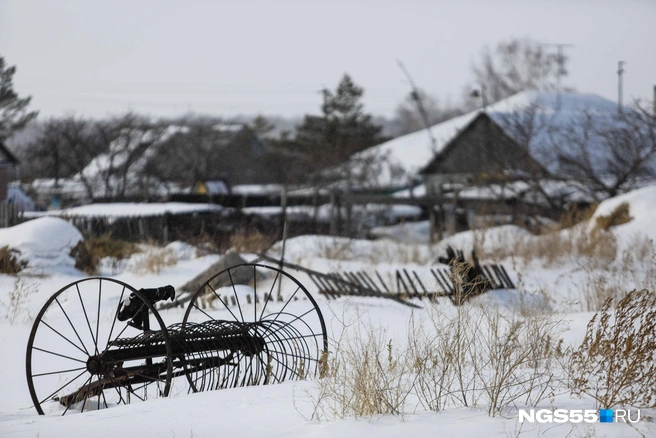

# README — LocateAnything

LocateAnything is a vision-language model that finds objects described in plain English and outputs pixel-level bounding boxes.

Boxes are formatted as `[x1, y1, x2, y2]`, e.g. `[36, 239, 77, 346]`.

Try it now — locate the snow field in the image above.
[1, 185, 656, 437]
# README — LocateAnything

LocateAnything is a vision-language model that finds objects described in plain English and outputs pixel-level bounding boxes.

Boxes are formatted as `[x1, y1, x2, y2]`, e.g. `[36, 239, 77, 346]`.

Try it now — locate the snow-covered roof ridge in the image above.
[354, 90, 622, 186]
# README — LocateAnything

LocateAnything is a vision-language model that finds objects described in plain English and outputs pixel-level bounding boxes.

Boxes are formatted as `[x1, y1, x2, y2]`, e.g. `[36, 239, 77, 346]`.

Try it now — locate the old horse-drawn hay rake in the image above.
[26, 263, 328, 415]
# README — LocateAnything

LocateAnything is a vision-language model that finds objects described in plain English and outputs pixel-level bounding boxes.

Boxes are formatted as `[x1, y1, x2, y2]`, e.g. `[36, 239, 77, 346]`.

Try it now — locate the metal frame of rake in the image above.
[25, 263, 328, 416]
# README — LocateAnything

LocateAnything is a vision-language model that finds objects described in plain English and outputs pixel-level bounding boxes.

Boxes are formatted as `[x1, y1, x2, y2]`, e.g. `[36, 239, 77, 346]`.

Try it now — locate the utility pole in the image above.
[617, 61, 625, 113]
[542, 43, 574, 110]
[470, 84, 488, 111]
[397, 60, 438, 154]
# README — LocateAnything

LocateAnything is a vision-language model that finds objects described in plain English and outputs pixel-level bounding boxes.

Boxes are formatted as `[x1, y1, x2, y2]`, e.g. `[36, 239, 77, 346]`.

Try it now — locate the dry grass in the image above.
[307, 301, 566, 420]
[71, 236, 139, 274]
[595, 201, 632, 231]
[410, 303, 565, 416]
[367, 243, 430, 265]
[0, 246, 27, 274]
[308, 313, 414, 420]
[229, 230, 275, 254]
[312, 237, 431, 266]
[183, 230, 220, 256]
[557, 204, 598, 230]
[315, 237, 356, 260]
[131, 245, 178, 275]
[574, 233, 656, 311]
[510, 225, 618, 269]
[569, 289, 656, 408]
[2, 278, 38, 324]
[473, 202, 633, 270]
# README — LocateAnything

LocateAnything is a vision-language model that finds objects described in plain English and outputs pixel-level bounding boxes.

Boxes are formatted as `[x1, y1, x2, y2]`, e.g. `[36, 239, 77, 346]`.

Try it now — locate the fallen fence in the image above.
[256, 250, 515, 307]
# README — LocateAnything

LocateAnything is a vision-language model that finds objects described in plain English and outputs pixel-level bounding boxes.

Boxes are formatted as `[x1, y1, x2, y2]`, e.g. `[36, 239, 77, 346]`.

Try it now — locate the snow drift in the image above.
[0, 217, 83, 273]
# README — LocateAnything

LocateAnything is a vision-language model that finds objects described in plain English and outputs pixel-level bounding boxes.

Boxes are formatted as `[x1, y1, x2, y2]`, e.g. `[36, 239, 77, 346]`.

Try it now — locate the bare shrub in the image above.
[0, 246, 27, 274]
[410, 306, 480, 411]
[2, 278, 39, 324]
[569, 289, 656, 408]
[309, 300, 565, 420]
[474, 305, 563, 416]
[411, 303, 565, 416]
[309, 313, 414, 420]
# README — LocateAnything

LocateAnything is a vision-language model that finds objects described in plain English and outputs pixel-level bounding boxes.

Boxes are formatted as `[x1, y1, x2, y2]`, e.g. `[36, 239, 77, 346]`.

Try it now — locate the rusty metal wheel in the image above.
[181, 263, 328, 392]
[26, 278, 173, 415]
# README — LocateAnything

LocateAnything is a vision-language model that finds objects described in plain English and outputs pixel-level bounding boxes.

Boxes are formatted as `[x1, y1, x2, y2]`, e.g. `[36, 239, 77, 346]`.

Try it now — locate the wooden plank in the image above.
[499, 265, 515, 289]
[374, 271, 391, 293]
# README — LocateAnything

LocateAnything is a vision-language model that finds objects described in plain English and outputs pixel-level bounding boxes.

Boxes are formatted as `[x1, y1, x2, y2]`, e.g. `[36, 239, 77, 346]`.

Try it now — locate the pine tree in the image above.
[295, 74, 385, 169]
[0, 56, 38, 141]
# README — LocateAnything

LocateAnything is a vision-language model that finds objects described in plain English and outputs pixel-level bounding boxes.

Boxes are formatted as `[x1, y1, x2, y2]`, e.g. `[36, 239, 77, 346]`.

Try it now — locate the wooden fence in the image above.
[0, 203, 24, 228]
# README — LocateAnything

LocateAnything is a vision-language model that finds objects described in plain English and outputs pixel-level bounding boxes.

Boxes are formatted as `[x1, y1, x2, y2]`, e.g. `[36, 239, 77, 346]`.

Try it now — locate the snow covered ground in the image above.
[1, 187, 656, 437]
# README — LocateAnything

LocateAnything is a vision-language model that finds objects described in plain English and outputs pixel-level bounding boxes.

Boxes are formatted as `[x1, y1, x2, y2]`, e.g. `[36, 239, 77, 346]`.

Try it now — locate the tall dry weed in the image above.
[569, 289, 656, 408]
[308, 312, 414, 420]
[307, 300, 566, 420]
[2, 278, 39, 324]
[131, 245, 178, 274]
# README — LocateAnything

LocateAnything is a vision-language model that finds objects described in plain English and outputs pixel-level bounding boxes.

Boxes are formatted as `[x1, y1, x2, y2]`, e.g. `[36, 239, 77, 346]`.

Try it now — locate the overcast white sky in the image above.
[1, 0, 655, 120]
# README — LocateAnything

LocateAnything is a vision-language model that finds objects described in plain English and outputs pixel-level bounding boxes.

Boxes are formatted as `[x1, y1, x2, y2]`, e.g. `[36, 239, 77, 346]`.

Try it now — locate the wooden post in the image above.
[429, 205, 437, 244]
[329, 190, 337, 236]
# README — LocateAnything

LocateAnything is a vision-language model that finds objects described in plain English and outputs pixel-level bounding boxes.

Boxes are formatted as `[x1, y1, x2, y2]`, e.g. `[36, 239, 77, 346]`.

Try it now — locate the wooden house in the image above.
[419, 112, 547, 196]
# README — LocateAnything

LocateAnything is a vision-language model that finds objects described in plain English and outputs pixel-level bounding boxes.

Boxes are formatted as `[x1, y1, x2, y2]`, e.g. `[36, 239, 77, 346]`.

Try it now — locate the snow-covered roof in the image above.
[202, 180, 230, 195]
[75, 125, 186, 198]
[354, 91, 623, 186]
[29, 178, 88, 195]
[231, 184, 284, 195]
[30, 202, 224, 219]
[6, 183, 36, 211]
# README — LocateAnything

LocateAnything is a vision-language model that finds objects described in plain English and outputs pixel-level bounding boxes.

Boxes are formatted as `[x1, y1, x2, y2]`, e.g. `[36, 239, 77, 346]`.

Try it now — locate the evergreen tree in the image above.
[0, 56, 38, 141]
[295, 74, 386, 170]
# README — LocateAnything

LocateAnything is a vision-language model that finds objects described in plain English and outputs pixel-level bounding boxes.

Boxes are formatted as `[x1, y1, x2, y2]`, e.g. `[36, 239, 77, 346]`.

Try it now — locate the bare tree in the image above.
[85, 113, 168, 199]
[469, 37, 567, 104]
[555, 102, 656, 200]
[495, 97, 656, 204]
[25, 116, 104, 194]
[493, 100, 567, 210]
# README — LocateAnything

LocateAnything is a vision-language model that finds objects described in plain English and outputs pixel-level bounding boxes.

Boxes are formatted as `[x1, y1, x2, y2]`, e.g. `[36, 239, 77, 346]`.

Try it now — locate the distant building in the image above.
[207, 124, 274, 185]
[349, 90, 624, 192]
[192, 178, 231, 195]
[419, 112, 546, 196]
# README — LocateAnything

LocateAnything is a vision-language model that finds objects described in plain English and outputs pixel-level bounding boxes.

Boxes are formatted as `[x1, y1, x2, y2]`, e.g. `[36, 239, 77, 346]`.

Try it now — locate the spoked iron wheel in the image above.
[26, 278, 172, 415]
[181, 263, 328, 393]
